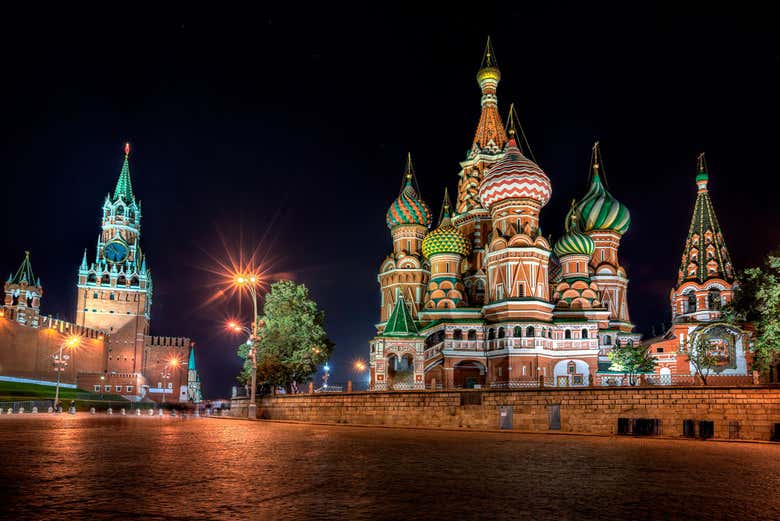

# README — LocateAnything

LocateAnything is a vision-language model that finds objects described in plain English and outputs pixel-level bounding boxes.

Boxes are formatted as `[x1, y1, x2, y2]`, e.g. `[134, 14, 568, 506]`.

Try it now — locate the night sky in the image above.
[2, 5, 777, 398]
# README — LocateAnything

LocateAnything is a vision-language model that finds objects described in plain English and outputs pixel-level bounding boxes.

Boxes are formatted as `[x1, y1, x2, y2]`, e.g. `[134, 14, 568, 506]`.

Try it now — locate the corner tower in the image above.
[572, 142, 633, 332]
[670, 154, 735, 322]
[378, 155, 431, 323]
[3, 252, 43, 327]
[75, 143, 152, 373]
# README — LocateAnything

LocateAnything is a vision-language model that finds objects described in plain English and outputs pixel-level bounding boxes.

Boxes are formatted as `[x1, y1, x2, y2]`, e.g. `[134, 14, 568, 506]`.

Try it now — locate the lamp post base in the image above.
[247, 403, 257, 420]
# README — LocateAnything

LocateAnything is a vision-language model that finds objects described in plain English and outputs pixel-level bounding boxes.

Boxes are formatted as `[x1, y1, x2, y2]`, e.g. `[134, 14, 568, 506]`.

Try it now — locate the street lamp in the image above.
[53, 335, 80, 411]
[160, 358, 181, 405]
[231, 272, 262, 419]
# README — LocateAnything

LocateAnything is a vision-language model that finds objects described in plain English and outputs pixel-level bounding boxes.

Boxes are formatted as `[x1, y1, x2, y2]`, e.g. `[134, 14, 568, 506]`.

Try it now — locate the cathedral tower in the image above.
[421, 189, 471, 310]
[454, 37, 510, 307]
[670, 154, 735, 322]
[75, 143, 152, 373]
[478, 128, 553, 322]
[3, 252, 43, 327]
[379, 155, 431, 322]
[572, 142, 633, 332]
[552, 207, 602, 310]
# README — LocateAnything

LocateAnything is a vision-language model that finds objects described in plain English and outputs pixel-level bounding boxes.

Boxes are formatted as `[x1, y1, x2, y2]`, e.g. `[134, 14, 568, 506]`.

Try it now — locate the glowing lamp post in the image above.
[161, 358, 180, 405]
[53, 335, 80, 411]
[231, 272, 262, 419]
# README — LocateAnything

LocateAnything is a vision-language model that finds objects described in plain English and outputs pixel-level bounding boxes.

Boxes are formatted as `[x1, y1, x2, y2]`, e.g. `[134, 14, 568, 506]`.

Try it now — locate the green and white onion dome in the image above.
[422, 214, 471, 259]
[573, 171, 630, 235]
[554, 228, 595, 257]
[386, 178, 432, 230]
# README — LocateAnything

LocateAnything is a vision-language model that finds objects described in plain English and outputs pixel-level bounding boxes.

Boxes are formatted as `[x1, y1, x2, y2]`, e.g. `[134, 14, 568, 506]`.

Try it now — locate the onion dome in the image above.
[554, 205, 595, 257]
[478, 136, 552, 210]
[573, 142, 630, 235]
[422, 189, 471, 259]
[385, 154, 432, 230]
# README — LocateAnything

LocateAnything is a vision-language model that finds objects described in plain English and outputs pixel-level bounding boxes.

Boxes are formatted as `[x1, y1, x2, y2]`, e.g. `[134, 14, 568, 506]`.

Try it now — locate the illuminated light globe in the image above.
[386, 178, 432, 230]
[478, 139, 552, 210]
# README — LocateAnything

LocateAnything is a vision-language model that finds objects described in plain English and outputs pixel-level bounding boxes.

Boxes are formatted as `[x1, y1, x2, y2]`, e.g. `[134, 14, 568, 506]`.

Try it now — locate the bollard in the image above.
[121, 408, 126, 416]
[195, 409, 200, 417]
[32, 407, 38, 414]
[48, 407, 54, 413]
[136, 409, 141, 416]
[18, 407, 25, 414]
[347, 380, 353, 392]
[148, 409, 154, 416]
[90, 407, 96, 414]
[69, 406, 76, 414]
[158, 408, 163, 416]
[107, 408, 113, 415]
[6, 408, 12, 415]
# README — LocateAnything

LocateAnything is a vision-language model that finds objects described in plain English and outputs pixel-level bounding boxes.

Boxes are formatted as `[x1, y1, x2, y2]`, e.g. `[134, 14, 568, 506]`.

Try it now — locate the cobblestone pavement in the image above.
[1, 415, 779, 520]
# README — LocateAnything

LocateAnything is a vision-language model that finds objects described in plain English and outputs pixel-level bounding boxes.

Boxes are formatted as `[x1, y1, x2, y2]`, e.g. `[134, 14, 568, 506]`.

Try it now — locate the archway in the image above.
[553, 359, 590, 387]
[453, 360, 486, 389]
[386, 352, 415, 389]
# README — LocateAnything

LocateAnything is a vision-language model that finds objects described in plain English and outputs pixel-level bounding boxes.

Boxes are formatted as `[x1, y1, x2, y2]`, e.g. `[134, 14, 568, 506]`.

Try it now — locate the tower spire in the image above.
[11, 251, 37, 285]
[113, 142, 135, 202]
[440, 187, 452, 223]
[405, 152, 414, 182]
[472, 37, 508, 153]
[696, 152, 709, 191]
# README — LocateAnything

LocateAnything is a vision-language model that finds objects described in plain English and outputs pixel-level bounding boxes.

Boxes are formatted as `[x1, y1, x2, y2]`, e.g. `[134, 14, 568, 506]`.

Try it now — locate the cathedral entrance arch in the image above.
[553, 359, 589, 387]
[386, 350, 416, 390]
[453, 360, 486, 389]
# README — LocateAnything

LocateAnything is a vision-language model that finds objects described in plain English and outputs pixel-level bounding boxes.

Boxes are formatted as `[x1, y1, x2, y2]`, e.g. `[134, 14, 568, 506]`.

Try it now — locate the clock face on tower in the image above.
[104, 240, 129, 263]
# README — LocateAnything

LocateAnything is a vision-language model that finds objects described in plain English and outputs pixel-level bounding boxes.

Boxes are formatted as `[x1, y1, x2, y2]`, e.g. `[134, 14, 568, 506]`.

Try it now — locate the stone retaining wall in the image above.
[238, 386, 780, 441]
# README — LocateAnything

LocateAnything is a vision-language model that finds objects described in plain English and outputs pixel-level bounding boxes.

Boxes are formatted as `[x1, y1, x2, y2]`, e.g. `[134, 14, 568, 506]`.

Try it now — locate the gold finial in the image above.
[592, 141, 600, 171]
[481, 35, 497, 68]
[405, 152, 414, 181]
[443, 187, 450, 212]
[506, 103, 517, 137]
[697, 152, 706, 172]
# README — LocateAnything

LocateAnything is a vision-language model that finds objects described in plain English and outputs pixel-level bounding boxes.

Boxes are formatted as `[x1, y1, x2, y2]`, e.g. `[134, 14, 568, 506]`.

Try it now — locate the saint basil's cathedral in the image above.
[369, 40, 751, 390]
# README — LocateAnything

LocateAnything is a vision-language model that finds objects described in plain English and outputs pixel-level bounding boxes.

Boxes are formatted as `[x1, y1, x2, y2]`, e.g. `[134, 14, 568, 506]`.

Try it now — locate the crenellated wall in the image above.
[240, 387, 780, 441]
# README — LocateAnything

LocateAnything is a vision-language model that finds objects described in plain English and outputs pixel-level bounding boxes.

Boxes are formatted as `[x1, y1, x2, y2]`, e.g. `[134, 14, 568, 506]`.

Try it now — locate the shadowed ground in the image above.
[1, 416, 779, 520]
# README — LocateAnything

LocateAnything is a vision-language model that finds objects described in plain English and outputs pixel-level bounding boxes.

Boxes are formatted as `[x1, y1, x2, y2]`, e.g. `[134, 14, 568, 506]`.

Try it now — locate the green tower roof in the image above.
[382, 294, 420, 337]
[10, 251, 37, 285]
[188, 346, 197, 371]
[113, 142, 135, 202]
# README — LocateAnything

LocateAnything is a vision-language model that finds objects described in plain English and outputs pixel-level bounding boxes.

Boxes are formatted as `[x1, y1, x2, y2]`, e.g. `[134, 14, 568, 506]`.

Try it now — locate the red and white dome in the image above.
[478, 139, 551, 209]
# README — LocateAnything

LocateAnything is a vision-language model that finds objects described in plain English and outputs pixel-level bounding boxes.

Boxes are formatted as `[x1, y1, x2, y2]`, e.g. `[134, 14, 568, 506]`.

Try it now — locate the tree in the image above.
[237, 280, 334, 392]
[608, 341, 656, 386]
[680, 333, 722, 385]
[721, 255, 780, 373]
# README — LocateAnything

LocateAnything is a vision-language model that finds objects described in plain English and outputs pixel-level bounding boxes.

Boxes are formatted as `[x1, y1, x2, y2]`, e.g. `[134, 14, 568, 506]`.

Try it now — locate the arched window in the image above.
[687, 292, 697, 312]
[488, 328, 495, 340]
[467, 329, 477, 341]
[514, 326, 523, 337]
[100, 274, 110, 285]
[582, 329, 588, 339]
[604, 335, 612, 345]
[547, 329, 552, 339]
[88, 273, 97, 283]
[567, 361, 577, 374]
[115, 205, 125, 217]
[564, 330, 572, 339]
[117, 275, 127, 286]
[453, 329, 462, 340]
[708, 288, 722, 310]
[526, 326, 535, 337]
[130, 276, 139, 287]
[498, 327, 505, 339]
[128, 209, 135, 221]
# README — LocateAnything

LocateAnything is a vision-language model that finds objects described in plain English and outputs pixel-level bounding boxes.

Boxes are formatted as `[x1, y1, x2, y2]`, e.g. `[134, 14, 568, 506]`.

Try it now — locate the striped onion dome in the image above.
[422, 197, 470, 259]
[478, 139, 552, 210]
[554, 208, 595, 257]
[386, 178, 432, 230]
[573, 171, 631, 235]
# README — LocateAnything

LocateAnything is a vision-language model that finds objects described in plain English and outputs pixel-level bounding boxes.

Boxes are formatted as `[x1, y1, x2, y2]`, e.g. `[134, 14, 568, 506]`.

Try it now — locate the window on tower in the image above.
[100, 274, 110, 285]
[110, 294, 115, 301]
[88, 273, 97, 283]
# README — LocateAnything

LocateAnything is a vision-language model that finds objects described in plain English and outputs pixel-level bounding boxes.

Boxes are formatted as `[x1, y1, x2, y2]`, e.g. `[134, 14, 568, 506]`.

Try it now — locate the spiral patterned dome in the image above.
[386, 178, 432, 230]
[554, 229, 595, 257]
[573, 171, 630, 235]
[478, 139, 552, 210]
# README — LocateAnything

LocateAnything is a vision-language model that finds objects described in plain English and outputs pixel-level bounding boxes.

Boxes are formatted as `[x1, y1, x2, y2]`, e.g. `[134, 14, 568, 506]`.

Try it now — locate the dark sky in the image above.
[2, 5, 778, 398]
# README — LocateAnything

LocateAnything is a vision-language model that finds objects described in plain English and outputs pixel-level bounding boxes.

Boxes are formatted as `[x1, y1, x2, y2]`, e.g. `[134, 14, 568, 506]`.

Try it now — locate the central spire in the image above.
[113, 142, 135, 202]
[472, 36, 508, 154]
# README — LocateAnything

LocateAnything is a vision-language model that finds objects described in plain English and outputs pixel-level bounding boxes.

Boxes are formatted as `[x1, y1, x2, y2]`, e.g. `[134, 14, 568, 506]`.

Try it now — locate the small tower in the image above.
[378, 155, 432, 322]
[3, 251, 43, 327]
[670, 154, 735, 321]
[478, 120, 553, 322]
[421, 189, 471, 309]
[572, 142, 633, 331]
[552, 205, 601, 309]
